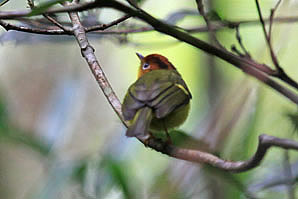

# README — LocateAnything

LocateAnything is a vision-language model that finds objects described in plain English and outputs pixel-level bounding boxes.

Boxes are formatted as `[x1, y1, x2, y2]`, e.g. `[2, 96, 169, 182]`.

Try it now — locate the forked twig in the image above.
[235, 25, 251, 58]
[269, 0, 282, 43]
[85, 14, 131, 32]
[255, 0, 281, 71]
[0, 1, 297, 102]
[27, 0, 72, 33]
[64, 1, 298, 173]
[0, 20, 70, 35]
[255, 0, 298, 89]
[195, 0, 223, 48]
[65, 1, 124, 125]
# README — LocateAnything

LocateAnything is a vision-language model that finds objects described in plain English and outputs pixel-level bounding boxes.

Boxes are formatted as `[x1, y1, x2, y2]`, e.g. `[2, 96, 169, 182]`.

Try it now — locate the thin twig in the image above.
[43, 14, 72, 33]
[85, 14, 131, 32]
[65, 1, 124, 126]
[27, 0, 72, 33]
[0, 20, 71, 35]
[235, 25, 251, 58]
[231, 45, 245, 57]
[144, 134, 298, 173]
[195, 0, 223, 48]
[255, 0, 282, 71]
[255, 0, 298, 92]
[63, 0, 298, 173]
[269, 0, 282, 42]
[0, 0, 297, 102]
[98, 0, 298, 103]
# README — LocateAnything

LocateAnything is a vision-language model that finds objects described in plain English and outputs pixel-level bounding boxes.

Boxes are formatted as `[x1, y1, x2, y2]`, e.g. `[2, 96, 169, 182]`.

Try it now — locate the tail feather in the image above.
[126, 107, 152, 139]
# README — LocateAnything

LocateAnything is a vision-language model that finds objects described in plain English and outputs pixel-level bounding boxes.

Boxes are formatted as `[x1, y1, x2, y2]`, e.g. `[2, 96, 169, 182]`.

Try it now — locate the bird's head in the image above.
[136, 53, 176, 78]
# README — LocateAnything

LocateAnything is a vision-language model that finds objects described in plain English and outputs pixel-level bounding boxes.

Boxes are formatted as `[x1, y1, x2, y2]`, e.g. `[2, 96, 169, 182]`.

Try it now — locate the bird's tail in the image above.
[126, 107, 153, 139]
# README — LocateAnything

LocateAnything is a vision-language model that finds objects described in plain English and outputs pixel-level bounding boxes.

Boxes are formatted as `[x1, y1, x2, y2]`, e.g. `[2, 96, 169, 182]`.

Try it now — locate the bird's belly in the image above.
[150, 103, 190, 131]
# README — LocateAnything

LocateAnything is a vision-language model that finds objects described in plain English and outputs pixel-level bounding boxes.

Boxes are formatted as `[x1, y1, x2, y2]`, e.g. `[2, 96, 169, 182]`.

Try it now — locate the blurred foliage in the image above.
[0, 0, 298, 199]
[102, 157, 136, 199]
[0, 96, 51, 156]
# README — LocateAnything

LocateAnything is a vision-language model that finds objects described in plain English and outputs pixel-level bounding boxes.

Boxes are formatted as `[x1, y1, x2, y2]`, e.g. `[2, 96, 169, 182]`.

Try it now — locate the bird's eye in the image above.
[142, 63, 150, 70]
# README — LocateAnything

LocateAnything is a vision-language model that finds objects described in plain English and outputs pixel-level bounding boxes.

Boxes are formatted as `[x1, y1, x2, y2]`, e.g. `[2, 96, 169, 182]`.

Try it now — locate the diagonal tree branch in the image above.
[0, 19, 71, 35]
[27, 0, 72, 33]
[85, 14, 131, 32]
[145, 134, 298, 173]
[65, 2, 124, 126]
[64, 1, 298, 174]
[195, 0, 223, 48]
[0, 1, 297, 103]
[255, 0, 298, 89]
[94, 0, 298, 103]
[0, 0, 298, 174]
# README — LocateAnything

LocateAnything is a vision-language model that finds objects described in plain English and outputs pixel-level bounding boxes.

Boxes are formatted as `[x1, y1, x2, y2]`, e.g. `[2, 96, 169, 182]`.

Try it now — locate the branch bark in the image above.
[1, 0, 298, 174]
[63, 1, 298, 173]
[96, 0, 298, 103]
[20, 0, 295, 103]
[65, 2, 124, 126]
[144, 134, 298, 173]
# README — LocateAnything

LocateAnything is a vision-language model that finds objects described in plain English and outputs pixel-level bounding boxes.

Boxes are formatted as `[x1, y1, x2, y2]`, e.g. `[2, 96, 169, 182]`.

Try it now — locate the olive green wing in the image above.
[152, 84, 190, 119]
[121, 70, 191, 137]
[125, 107, 153, 138]
[122, 91, 144, 121]
[122, 80, 174, 138]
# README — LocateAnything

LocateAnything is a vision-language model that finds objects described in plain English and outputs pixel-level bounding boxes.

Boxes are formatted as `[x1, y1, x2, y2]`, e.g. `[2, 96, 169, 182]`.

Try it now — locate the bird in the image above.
[122, 53, 192, 140]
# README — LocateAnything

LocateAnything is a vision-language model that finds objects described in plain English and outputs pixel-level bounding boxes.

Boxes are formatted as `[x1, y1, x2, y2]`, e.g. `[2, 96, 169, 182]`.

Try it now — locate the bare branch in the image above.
[231, 45, 245, 57]
[235, 25, 251, 58]
[44, 15, 72, 32]
[255, 0, 281, 69]
[255, 0, 298, 89]
[27, 0, 72, 33]
[97, 0, 298, 104]
[142, 134, 298, 173]
[269, 0, 282, 42]
[195, 0, 223, 48]
[65, 1, 125, 126]
[0, 0, 297, 103]
[0, 20, 71, 35]
[85, 14, 131, 32]
[0, 1, 95, 19]
[53, 0, 298, 174]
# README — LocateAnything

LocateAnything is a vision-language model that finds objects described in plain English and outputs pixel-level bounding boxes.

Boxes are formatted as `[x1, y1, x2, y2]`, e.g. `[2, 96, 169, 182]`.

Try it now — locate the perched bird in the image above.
[122, 53, 192, 140]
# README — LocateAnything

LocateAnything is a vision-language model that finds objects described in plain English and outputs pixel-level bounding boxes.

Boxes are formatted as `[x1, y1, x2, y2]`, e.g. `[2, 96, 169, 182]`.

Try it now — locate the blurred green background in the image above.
[0, 0, 297, 199]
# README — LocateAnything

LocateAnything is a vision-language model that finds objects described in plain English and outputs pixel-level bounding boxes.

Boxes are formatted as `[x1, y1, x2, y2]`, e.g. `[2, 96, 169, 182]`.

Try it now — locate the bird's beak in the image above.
[136, 52, 144, 60]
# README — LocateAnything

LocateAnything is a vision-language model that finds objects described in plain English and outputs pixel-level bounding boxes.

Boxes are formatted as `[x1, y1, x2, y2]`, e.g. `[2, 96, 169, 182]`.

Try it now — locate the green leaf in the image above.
[0, 93, 50, 156]
[103, 157, 135, 199]
[28, 0, 70, 16]
[204, 166, 257, 199]
[0, 96, 8, 126]
[72, 161, 87, 183]
[0, 127, 51, 156]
